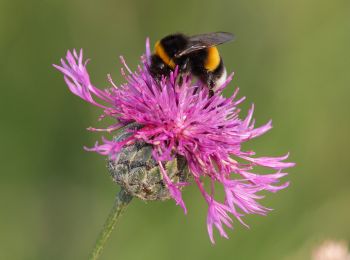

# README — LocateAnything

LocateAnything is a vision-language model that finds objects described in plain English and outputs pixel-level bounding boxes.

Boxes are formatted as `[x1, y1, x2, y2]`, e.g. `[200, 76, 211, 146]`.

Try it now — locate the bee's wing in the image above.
[188, 32, 235, 46]
[175, 32, 234, 57]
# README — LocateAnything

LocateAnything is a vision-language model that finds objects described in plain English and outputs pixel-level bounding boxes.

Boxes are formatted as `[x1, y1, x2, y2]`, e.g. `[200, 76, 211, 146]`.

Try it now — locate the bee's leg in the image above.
[208, 87, 214, 97]
[178, 75, 184, 87]
[206, 73, 215, 97]
[180, 57, 190, 72]
[177, 58, 190, 86]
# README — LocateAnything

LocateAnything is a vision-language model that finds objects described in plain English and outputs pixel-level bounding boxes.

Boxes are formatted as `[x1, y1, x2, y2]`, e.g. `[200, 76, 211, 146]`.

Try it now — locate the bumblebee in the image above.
[150, 32, 234, 92]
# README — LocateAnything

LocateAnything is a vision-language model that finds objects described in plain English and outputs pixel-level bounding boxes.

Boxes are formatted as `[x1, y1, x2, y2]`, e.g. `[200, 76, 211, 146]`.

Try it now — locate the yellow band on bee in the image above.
[155, 41, 176, 69]
[205, 47, 220, 71]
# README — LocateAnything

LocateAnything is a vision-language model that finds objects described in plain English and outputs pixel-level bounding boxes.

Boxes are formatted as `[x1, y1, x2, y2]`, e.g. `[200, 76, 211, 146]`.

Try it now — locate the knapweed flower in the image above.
[54, 39, 295, 243]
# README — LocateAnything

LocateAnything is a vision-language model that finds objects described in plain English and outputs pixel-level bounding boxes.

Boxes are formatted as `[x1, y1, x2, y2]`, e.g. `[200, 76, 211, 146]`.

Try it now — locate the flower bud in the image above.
[107, 124, 189, 201]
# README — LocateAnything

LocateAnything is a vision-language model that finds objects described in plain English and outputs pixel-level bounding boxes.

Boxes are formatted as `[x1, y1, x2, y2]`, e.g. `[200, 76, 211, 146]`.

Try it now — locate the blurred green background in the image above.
[1, 0, 349, 259]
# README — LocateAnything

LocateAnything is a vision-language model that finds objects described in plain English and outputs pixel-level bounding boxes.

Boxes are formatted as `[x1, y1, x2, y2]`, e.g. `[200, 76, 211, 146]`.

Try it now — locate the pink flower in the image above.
[54, 39, 295, 243]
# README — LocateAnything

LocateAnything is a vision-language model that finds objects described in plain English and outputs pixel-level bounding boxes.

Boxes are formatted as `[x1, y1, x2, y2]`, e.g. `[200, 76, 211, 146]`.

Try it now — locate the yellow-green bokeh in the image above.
[1, 0, 349, 259]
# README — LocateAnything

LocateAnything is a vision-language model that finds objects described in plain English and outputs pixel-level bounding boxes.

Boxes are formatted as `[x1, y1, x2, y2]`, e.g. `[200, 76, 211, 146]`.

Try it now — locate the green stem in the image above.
[89, 188, 133, 260]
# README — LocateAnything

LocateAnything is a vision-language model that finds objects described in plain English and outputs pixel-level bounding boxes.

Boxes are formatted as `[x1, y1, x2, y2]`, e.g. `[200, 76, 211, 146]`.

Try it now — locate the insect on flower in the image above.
[150, 32, 234, 95]
[53, 37, 295, 243]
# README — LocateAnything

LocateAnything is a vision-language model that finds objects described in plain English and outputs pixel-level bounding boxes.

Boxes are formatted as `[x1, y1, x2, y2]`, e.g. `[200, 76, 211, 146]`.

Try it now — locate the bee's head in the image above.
[150, 54, 172, 80]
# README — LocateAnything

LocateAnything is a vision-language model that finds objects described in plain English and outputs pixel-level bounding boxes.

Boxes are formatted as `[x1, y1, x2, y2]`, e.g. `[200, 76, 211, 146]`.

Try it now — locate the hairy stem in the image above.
[89, 188, 133, 260]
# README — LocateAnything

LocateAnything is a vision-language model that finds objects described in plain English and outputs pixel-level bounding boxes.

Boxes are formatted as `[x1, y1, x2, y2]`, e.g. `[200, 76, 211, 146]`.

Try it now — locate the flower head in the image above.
[54, 39, 295, 243]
